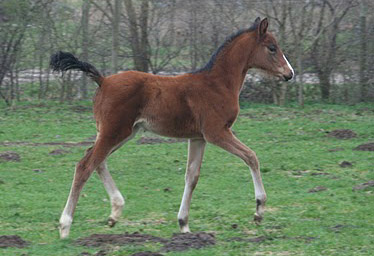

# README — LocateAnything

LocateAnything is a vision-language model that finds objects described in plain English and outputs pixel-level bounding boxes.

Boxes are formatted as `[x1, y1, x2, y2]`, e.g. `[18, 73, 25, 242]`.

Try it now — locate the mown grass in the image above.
[1, 102, 374, 255]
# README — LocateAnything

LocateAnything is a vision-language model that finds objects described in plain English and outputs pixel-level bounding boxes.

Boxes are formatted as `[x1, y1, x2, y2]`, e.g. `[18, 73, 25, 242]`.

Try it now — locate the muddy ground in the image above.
[354, 142, 374, 151]
[0, 235, 28, 248]
[327, 129, 357, 139]
[0, 151, 21, 162]
[136, 136, 186, 145]
[353, 181, 374, 191]
[76, 232, 215, 255]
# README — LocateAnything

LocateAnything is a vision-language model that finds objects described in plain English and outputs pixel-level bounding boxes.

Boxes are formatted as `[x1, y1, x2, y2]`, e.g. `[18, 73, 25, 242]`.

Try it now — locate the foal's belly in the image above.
[133, 117, 202, 139]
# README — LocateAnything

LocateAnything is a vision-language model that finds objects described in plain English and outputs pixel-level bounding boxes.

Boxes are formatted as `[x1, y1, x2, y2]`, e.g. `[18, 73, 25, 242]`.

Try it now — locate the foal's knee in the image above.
[74, 156, 95, 185]
[243, 150, 259, 171]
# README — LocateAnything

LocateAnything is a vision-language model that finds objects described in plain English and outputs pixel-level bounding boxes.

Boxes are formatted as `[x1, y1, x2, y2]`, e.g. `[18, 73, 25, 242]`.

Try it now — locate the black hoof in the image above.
[108, 217, 117, 227]
[254, 214, 263, 225]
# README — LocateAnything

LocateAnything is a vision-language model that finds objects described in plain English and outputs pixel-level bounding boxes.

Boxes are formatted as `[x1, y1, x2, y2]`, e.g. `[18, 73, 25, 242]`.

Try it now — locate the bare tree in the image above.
[310, 0, 358, 100]
[147, 0, 186, 73]
[288, 1, 316, 106]
[0, 0, 47, 106]
[259, 0, 290, 106]
[123, 0, 150, 72]
[81, 0, 90, 98]
[112, 0, 121, 73]
[359, 0, 368, 101]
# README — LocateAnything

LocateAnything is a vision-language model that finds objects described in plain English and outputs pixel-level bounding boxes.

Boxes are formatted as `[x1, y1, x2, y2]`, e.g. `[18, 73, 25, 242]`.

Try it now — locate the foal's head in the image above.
[248, 17, 294, 81]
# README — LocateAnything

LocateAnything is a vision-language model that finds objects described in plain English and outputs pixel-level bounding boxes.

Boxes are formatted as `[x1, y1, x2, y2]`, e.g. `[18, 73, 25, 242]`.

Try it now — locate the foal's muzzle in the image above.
[283, 72, 293, 81]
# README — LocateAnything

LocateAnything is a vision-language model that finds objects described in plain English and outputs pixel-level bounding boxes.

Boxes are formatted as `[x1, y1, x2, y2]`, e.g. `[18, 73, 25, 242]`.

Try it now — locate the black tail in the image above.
[50, 51, 103, 86]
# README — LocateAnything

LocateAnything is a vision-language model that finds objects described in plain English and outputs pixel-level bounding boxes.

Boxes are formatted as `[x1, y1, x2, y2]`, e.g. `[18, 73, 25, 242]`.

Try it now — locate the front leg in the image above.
[204, 129, 267, 224]
[178, 139, 206, 233]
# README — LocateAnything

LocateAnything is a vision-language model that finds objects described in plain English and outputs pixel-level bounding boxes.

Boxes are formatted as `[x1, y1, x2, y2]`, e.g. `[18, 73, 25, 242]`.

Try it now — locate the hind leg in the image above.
[96, 127, 138, 227]
[59, 128, 134, 238]
[59, 141, 111, 238]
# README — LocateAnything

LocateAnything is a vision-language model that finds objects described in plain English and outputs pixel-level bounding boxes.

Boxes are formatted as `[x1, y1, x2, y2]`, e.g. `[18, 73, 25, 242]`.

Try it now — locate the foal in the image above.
[51, 17, 294, 238]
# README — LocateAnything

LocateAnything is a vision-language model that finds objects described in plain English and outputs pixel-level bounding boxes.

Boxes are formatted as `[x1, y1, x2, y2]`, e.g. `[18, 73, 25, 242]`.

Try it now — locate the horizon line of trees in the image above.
[1, 0, 373, 107]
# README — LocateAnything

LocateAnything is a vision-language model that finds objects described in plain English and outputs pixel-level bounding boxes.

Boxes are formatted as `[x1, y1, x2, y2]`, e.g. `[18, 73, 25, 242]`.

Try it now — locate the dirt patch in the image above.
[0, 151, 20, 162]
[311, 172, 330, 176]
[339, 161, 353, 168]
[136, 136, 186, 145]
[0, 141, 93, 147]
[327, 129, 357, 139]
[228, 235, 315, 244]
[76, 232, 167, 247]
[86, 135, 97, 141]
[308, 186, 327, 193]
[289, 236, 316, 243]
[329, 224, 358, 233]
[228, 236, 268, 243]
[130, 252, 164, 256]
[80, 250, 107, 256]
[76, 232, 215, 253]
[71, 105, 92, 113]
[353, 181, 374, 191]
[0, 235, 28, 248]
[328, 148, 344, 152]
[162, 232, 215, 252]
[353, 143, 374, 151]
[49, 149, 70, 155]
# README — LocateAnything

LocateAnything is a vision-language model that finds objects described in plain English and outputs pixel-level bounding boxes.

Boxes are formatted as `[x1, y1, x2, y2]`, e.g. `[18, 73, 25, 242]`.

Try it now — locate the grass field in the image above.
[1, 102, 374, 255]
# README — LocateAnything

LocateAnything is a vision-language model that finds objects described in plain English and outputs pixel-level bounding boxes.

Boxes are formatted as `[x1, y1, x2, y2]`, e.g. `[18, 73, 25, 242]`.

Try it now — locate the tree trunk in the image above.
[139, 0, 149, 72]
[359, 0, 368, 102]
[188, 0, 198, 70]
[297, 54, 304, 107]
[124, 0, 141, 71]
[38, 30, 45, 100]
[15, 63, 20, 101]
[81, 0, 90, 98]
[319, 72, 331, 100]
[112, 0, 121, 73]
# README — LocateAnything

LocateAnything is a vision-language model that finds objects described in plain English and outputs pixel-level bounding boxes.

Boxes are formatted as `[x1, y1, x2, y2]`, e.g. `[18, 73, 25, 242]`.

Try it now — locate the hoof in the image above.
[180, 225, 191, 233]
[59, 226, 70, 239]
[253, 213, 263, 225]
[178, 219, 190, 233]
[108, 217, 117, 227]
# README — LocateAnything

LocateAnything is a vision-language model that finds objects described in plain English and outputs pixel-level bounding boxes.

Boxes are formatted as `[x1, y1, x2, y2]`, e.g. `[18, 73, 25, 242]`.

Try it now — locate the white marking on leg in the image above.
[95, 129, 138, 225]
[206, 131, 266, 223]
[97, 162, 124, 223]
[59, 181, 79, 239]
[251, 169, 266, 217]
[178, 139, 206, 233]
[59, 207, 73, 239]
[59, 163, 81, 239]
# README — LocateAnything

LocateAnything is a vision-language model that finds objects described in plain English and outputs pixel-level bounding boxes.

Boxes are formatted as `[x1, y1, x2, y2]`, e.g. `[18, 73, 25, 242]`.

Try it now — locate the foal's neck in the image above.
[206, 33, 254, 95]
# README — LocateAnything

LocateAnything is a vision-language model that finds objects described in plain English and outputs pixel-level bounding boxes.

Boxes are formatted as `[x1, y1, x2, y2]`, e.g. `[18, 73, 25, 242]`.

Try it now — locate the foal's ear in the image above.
[254, 17, 261, 25]
[258, 18, 268, 39]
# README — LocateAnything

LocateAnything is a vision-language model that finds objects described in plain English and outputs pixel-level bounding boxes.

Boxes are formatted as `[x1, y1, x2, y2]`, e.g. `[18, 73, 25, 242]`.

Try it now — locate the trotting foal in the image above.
[51, 17, 294, 238]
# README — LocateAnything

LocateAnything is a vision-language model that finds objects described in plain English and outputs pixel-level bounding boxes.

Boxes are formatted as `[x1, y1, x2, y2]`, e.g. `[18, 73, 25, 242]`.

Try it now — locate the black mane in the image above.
[191, 22, 260, 74]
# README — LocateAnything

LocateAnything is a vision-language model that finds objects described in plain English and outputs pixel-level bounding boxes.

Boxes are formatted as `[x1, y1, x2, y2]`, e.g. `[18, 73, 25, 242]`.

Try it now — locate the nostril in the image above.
[283, 74, 292, 81]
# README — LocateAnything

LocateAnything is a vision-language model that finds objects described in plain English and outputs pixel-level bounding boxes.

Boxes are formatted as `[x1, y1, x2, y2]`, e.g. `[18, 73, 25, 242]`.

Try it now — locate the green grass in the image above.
[1, 102, 374, 255]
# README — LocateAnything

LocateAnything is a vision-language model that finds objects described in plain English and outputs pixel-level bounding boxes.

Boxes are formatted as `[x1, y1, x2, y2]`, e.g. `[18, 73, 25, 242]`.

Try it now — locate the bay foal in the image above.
[51, 17, 294, 238]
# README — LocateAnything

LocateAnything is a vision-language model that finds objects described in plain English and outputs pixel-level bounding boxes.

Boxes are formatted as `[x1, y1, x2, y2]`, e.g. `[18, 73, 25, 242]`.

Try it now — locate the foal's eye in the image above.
[268, 45, 276, 53]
